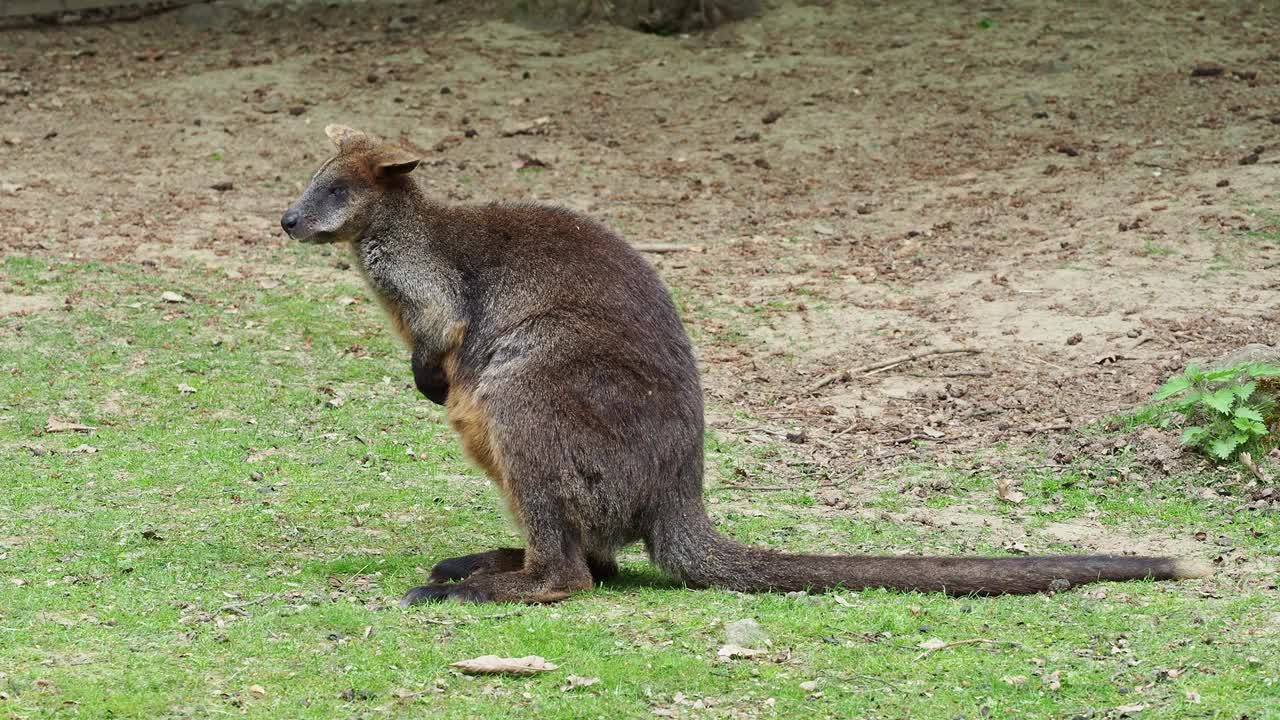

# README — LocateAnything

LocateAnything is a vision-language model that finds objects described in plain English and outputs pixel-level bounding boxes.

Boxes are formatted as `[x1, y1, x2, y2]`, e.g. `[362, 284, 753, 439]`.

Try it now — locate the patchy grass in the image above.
[1, 255, 1277, 719]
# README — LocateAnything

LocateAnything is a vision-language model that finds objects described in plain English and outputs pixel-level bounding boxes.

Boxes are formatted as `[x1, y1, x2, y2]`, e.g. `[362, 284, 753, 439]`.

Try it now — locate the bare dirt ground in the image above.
[2, 0, 1278, 490]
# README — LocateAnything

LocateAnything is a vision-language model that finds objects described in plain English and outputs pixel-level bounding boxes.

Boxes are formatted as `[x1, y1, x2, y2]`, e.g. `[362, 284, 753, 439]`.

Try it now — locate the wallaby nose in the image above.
[281, 211, 299, 233]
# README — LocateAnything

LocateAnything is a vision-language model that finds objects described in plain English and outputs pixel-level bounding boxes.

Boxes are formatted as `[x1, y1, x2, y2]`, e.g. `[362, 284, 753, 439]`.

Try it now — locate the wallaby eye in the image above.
[330, 185, 347, 201]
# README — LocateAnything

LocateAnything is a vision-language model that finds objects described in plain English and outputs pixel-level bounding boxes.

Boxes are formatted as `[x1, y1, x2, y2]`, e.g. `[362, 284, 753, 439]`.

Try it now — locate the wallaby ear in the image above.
[374, 146, 421, 178]
[325, 124, 366, 150]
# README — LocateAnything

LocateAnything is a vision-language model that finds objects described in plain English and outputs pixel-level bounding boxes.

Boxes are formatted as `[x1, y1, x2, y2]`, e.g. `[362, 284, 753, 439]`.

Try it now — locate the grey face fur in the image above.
[280, 155, 379, 244]
[280, 124, 420, 244]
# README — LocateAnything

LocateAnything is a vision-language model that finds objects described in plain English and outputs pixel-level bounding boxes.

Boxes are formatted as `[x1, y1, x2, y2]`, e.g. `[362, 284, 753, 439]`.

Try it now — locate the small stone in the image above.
[724, 618, 769, 649]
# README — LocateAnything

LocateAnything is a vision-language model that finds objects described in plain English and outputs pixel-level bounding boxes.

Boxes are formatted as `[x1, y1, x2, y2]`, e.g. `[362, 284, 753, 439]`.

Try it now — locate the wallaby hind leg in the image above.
[429, 548, 524, 583]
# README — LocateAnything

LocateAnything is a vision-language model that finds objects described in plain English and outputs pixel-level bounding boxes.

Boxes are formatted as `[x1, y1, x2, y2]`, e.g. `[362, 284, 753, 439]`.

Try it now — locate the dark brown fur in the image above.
[281, 126, 1212, 605]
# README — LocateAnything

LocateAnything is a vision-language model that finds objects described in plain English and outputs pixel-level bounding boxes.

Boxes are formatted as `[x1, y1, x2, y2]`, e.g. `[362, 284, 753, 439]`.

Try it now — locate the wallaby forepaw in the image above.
[430, 556, 481, 583]
[399, 584, 453, 607]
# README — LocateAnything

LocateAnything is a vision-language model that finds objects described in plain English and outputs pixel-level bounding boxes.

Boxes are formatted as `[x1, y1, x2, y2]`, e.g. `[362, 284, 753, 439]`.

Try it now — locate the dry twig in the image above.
[807, 348, 982, 393]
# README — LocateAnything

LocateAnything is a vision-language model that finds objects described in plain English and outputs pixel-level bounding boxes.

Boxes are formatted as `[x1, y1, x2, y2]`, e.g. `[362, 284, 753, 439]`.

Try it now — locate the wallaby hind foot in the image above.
[403, 561, 594, 606]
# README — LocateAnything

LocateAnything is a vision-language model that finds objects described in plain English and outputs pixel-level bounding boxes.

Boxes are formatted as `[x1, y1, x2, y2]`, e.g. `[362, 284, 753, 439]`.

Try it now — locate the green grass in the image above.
[1, 255, 1277, 718]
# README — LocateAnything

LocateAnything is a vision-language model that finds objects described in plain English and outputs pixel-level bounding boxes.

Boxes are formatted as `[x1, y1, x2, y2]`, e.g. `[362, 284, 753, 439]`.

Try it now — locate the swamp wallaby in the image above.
[280, 125, 1212, 605]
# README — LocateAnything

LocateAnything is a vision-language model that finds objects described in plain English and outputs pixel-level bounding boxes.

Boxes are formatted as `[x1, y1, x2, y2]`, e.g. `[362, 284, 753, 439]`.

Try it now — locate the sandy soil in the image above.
[2, 0, 1278, 483]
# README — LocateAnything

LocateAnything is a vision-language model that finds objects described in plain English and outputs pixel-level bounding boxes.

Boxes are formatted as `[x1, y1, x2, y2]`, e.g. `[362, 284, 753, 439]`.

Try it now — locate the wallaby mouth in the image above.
[280, 210, 337, 244]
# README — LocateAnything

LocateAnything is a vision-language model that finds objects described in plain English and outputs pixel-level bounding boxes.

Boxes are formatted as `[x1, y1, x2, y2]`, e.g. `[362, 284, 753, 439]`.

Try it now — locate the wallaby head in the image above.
[280, 125, 421, 244]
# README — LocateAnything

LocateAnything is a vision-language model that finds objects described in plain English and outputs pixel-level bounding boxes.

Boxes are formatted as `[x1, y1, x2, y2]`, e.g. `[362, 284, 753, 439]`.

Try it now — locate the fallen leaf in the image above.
[918, 638, 947, 651]
[1115, 704, 1146, 716]
[561, 675, 600, 691]
[1002, 674, 1027, 686]
[717, 644, 768, 660]
[1185, 690, 1200, 704]
[1003, 541, 1030, 554]
[500, 116, 551, 136]
[995, 477, 1025, 504]
[161, 291, 187, 303]
[1044, 670, 1061, 691]
[799, 680, 819, 692]
[177, 383, 197, 395]
[450, 655, 558, 675]
[46, 417, 96, 433]
[511, 153, 550, 171]
[248, 684, 267, 698]
[813, 222, 835, 236]
[67, 444, 98, 454]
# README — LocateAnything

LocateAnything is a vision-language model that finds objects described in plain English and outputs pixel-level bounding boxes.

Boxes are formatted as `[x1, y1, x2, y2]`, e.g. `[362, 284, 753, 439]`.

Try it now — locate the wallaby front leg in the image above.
[429, 548, 525, 583]
[428, 548, 618, 584]
[402, 492, 593, 606]
[411, 346, 449, 405]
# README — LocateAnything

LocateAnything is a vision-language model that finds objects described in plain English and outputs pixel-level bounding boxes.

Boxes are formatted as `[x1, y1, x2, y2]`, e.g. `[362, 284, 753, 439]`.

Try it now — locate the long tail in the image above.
[646, 504, 1212, 595]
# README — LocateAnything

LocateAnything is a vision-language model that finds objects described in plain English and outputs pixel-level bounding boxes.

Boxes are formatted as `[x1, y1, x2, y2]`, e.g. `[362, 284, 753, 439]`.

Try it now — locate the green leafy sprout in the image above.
[1151, 361, 1280, 461]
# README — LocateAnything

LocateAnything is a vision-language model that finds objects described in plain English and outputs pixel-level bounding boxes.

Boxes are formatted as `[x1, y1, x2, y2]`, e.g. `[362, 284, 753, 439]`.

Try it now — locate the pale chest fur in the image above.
[349, 241, 465, 356]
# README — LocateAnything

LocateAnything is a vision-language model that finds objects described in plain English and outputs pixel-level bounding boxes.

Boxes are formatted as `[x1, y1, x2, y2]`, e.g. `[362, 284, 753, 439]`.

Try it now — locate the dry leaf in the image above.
[511, 153, 551, 171]
[248, 684, 267, 698]
[67, 444, 98, 454]
[46, 417, 96, 433]
[995, 477, 1025, 504]
[561, 675, 600, 691]
[1115, 704, 1146, 716]
[917, 638, 947, 651]
[500, 116, 551, 136]
[1043, 670, 1061, 691]
[177, 383, 197, 395]
[450, 655, 558, 675]
[717, 644, 768, 660]
[1002, 675, 1028, 686]
[161, 291, 187, 303]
